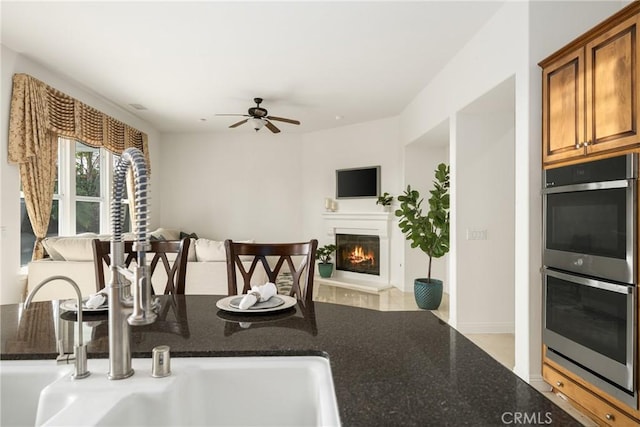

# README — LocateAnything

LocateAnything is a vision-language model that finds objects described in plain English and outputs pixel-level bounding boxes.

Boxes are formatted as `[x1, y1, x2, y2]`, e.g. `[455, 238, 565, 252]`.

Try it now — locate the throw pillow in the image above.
[180, 231, 198, 240]
[194, 239, 226, 262]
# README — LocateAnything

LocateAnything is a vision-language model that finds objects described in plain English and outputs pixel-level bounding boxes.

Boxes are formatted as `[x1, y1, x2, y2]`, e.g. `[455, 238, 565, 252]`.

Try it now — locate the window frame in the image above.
[19, 137, 126, 266]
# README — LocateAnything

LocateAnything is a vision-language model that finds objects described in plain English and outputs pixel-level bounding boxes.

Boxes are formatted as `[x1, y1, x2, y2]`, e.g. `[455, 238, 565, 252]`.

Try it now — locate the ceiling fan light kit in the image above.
[216, 97, 300, 133]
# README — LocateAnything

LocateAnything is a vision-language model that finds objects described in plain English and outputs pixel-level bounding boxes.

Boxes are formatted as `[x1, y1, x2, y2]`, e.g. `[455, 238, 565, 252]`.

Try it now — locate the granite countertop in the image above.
[0, 295, 579, 426]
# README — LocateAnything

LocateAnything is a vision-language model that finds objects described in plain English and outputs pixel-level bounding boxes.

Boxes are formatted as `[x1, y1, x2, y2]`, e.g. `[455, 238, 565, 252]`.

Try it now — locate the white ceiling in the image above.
[1, 1, 504, 134]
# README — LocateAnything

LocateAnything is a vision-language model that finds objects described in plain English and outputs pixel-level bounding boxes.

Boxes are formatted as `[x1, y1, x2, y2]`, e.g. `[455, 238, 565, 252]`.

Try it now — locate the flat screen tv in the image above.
[335, 166, 380, 199]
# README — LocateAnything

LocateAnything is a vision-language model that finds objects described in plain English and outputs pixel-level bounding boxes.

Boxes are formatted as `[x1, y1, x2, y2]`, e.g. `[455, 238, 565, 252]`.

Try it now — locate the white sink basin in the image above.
[0, 359, 72, 427]
[1, 356, 340, 427]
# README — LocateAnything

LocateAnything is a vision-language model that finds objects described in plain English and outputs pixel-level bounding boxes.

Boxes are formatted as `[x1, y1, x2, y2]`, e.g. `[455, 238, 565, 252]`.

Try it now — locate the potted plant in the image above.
[395, 163, 450, 309]
[376, 192, 393, 211]
[316, 244, 337, 278]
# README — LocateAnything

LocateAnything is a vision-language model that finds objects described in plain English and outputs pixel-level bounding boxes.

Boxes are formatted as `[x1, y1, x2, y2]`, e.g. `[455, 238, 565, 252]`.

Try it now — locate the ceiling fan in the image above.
[216, 97, 301, 133]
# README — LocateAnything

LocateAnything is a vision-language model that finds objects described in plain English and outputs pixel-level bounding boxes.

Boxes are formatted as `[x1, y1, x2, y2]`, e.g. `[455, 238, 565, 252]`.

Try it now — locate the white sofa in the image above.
[27, 229, 267, 302]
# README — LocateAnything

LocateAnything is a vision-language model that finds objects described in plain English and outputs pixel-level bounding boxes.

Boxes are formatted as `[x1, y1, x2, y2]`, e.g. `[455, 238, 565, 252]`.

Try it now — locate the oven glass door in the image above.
[546, 187, 626, 258]
[544, 180, 635, 283]
[543, 269, 635, 391]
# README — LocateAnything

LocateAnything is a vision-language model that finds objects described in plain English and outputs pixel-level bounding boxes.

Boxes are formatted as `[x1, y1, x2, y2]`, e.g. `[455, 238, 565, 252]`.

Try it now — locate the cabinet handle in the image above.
[584, 140, 591, 146]
[575, 142, 582, 149]
[556, 381, 563, 387]
[605, 413, 614, 421]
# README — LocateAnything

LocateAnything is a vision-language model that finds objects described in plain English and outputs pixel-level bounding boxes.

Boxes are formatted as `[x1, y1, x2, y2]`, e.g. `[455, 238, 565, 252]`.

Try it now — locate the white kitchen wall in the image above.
[0, 45, 160, 304]
[157, 131, 305, 243]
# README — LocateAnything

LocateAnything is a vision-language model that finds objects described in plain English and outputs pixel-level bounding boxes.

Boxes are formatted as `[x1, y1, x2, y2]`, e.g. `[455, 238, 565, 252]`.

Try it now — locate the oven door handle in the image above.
[543, 179, 631, 194]
[544, 268, 633, 294]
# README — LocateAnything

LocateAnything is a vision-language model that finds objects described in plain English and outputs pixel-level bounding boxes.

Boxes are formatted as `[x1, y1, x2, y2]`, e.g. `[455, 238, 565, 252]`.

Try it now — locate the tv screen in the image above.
[336, 166, 380, 199]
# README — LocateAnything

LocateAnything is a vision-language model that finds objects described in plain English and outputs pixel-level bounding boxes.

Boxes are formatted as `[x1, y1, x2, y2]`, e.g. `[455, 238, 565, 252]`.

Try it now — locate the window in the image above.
[20, 138, 129, 266]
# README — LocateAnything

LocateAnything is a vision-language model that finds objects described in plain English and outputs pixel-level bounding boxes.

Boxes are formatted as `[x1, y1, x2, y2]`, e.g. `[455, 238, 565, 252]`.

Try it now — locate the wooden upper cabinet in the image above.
[585, 13, 640, 155]
[542, 48, 585, 164]
[541, 4, 640, 166]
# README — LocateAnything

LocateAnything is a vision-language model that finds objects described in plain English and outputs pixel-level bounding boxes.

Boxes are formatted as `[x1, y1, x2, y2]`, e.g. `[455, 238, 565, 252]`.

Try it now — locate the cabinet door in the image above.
[586, 13, 640, 155]
[542, 48, 586, 164]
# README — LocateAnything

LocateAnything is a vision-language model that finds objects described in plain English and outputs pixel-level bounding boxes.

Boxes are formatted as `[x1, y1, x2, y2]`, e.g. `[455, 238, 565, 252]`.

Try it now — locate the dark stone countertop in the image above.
[0, 295, 579, 426]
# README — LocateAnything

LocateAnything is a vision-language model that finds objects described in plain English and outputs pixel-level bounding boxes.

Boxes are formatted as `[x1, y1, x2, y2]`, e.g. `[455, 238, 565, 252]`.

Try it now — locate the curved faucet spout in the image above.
[24, 275, 90, 379]
[108, 147, 156, 380]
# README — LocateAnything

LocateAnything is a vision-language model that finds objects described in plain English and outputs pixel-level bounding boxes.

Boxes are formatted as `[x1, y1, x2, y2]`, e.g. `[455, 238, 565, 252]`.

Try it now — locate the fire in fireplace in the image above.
[335, 234, 380, 276]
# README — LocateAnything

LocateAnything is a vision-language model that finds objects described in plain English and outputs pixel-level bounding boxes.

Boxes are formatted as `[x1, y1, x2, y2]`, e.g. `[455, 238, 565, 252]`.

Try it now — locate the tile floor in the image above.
[315, 283, 596, 426]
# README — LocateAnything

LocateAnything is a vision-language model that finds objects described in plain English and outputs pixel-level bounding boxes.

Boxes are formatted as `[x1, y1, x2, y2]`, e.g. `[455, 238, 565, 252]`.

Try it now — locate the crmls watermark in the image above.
[501, 411, 553, 425]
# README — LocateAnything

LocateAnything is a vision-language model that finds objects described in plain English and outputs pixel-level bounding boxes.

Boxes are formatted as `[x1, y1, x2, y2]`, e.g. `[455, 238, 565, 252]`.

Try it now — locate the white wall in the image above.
[157, 131, 305, 242]
[456, 105, 515, 334]
[0, 45, 160, 304]
[403, 125, 449, 293]
[300, 117, 403, 287]
[398, 0, 631, 385]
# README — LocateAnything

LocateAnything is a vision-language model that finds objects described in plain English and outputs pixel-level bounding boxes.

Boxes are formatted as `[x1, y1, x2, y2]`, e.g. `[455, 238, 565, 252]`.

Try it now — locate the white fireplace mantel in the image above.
[321, 211, 392, 238]
[321, 211, 392, 288]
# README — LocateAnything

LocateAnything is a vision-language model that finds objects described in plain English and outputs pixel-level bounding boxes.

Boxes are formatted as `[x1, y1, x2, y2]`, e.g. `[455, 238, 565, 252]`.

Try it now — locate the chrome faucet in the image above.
[108, 147, 157, 380]
[24, 276, 90, 379]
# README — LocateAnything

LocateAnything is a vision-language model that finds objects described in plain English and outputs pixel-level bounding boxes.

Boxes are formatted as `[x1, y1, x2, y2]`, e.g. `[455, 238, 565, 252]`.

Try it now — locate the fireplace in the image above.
[322, 211, 391, 288]
[336, 234, 380, 276]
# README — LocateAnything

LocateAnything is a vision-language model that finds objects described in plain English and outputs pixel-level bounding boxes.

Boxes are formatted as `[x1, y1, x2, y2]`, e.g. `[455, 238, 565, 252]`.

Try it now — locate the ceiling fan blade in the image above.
[265, 120, 281, 133]
[266, 116, 300, 125]
[229, 118, 249, 128]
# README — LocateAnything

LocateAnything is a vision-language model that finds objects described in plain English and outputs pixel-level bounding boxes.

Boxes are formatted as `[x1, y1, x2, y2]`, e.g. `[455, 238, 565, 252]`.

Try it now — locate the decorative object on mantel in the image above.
[376, 192, 393, 211]
[315, 244, 337, 278]
[396, 163, 450, 310]
[324, 197, 337, 212]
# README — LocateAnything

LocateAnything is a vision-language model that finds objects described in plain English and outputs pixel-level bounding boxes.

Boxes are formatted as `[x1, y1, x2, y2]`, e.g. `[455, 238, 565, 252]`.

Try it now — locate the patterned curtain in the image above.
[8, 73, 150, 260]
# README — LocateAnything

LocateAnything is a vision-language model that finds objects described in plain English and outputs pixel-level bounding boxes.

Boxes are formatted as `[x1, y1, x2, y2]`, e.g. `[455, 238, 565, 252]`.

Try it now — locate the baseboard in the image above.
[457, 321, 515, 334]
[529, 374, 552, 392]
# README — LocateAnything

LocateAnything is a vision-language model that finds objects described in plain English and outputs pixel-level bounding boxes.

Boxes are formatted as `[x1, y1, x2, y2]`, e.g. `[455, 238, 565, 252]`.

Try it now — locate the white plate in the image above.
[216, 295, 297, 314]
[60, 297, 108, 313]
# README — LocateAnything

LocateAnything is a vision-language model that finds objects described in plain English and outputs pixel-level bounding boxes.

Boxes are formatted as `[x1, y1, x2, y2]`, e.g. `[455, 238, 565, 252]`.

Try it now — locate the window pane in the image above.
[76, 142, 100, 197]
[20, 199, 58, 265]
[76, 201, 100, 233]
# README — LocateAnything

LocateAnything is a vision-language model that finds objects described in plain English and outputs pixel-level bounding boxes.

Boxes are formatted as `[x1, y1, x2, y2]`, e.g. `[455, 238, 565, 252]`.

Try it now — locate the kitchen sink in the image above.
[1, 356, 340, 427]
[0, 359, 72, 427]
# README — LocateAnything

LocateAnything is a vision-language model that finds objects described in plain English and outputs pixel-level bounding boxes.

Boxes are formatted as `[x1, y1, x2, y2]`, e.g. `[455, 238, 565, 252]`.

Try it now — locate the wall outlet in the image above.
[466, 229, 488, 240]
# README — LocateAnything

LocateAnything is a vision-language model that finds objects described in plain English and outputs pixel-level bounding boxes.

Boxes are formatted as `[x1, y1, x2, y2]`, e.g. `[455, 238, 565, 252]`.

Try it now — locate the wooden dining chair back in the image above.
[92, 238, 191, 295]
[224, 239, 318, 304]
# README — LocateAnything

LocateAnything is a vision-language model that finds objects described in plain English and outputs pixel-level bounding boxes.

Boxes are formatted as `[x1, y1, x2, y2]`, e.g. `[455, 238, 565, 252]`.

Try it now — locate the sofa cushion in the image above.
[195, 239, 255, 262]
[150, 228, 180, 241]
[195, 239, 226, 262]
[42, 234, 99, 261]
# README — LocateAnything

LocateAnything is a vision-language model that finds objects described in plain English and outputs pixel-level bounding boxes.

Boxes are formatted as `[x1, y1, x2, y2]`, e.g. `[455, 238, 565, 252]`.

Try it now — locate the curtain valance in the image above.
[8, 73, 150, 169]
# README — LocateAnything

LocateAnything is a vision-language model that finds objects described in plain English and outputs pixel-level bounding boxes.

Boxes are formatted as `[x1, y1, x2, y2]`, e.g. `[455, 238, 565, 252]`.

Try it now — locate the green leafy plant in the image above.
[395, 163, 450, 282]
[376, 192, 393, 206]
[315, 244, 337, 264]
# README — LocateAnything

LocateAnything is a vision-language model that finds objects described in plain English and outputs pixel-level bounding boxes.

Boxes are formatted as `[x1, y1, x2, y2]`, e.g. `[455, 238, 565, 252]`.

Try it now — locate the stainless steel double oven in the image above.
[542, 153, 638, 408]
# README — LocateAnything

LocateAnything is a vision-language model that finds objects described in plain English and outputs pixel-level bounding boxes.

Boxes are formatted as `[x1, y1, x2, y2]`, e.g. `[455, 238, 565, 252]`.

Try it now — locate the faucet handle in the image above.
[117, 266, 135, 283]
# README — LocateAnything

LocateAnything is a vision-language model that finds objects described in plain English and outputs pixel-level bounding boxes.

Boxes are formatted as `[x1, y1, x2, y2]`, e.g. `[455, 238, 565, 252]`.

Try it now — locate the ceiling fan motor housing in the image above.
[248, 97, 267, 117]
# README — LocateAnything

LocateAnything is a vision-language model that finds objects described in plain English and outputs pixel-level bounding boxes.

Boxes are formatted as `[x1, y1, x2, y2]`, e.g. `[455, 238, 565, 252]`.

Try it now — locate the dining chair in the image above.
[224, 239, 318, 304]
[92, 238, 191, 295]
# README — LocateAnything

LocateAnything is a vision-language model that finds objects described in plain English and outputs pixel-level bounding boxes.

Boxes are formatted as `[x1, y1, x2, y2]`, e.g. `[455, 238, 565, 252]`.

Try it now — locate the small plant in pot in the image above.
[376, 192, 394, 210]
[316, 244, 337, 278]
[395, 163, 450, 309]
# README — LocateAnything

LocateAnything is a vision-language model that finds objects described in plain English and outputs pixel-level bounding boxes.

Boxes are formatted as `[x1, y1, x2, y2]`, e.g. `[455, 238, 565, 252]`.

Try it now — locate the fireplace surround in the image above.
[321, 212, 391, 287]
